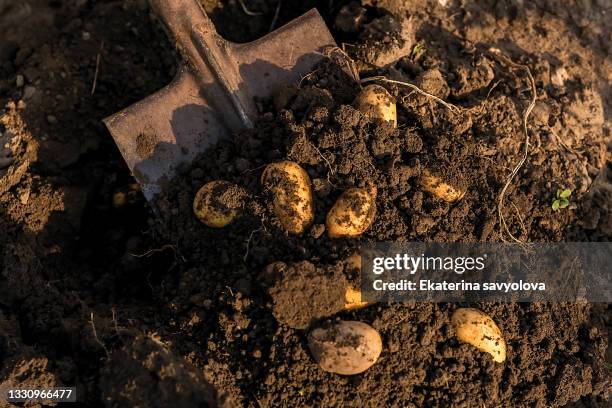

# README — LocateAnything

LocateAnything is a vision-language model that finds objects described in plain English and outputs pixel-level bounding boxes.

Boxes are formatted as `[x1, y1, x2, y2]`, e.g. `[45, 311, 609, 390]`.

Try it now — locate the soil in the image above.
[0, 0, 610, 407]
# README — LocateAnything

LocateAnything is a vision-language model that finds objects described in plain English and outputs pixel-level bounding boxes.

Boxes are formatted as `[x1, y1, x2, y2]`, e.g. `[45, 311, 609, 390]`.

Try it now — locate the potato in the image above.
[343, 253, 373, 310]
[451, 308, 506, 363]
[308, 320, 382, 375]
[326, 184, 377, 238]
[418, 169, 466, 203]
[261, 161, 314, 234]
[354, 84, 397, 127]
[344, 286, 372, 311]
[193, 180, 244, 228]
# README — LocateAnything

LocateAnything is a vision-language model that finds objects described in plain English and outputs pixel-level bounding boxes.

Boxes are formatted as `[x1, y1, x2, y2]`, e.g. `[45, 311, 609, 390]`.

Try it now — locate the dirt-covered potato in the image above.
[308, 320, 382, 375]
[418, 169, 466, 203]
[326, 185, 376, 238]
[344, 286, 372, 310]
[193, 180, 244, 228]
[353, 84, 397, 127]
[261, 161, 314, 234]
[343, 253, 373, 310]
[452, 308, 506, 363]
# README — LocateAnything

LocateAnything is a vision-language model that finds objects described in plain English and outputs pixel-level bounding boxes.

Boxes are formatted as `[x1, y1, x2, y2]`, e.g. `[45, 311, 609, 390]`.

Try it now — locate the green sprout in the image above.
[411, 41, 426, 60]
[552, 188, 571, 211]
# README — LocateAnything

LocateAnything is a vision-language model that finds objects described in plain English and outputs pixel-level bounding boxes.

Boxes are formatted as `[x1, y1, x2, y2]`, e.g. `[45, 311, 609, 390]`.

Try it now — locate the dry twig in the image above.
[90, 312, 109, 358]
[237, 0, 263, 16]
[91, 40, 104, 96]
[361, 76, 461, 114]
[244, 227, 263, 262]
[129, 244, 177, 258]
[488, 49, 537, 243]
[111, 307, 121, 339]
[269, 0, 282, 32]
[312, 145, 337, 187]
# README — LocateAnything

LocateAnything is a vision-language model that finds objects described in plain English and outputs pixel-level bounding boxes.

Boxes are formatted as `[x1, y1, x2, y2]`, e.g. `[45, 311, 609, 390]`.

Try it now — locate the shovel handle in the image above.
[148, 0, 252, 129]
[148, 0, 220, 55]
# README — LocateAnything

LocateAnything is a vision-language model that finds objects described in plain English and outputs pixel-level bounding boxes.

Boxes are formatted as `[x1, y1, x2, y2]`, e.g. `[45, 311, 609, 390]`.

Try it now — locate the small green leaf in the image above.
[552, 200, 560, 211]
[560, 189, 572, 199]
[559, 199, 569, 209]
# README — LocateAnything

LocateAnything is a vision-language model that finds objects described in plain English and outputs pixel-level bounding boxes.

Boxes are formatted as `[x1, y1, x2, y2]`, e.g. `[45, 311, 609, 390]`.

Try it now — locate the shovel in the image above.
[104, 0, 336, 201]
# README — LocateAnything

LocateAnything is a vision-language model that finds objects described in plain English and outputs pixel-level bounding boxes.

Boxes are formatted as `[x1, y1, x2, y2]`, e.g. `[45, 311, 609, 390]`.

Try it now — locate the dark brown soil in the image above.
[0, 0, 610, 407]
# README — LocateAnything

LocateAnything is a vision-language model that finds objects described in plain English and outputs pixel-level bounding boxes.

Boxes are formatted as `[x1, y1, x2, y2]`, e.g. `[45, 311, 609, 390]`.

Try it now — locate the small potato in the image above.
[343, 254, 373, 311]
[261, 161, 314, 234]
[418, 169, 466, 203]
[345, 286, 372, 311]
[326, 184, 377, 238]
[308, 320, 382, 375]
[193, 180, 244, 228]
[354, 84, 397, 127]
[451, 308, 506, 363]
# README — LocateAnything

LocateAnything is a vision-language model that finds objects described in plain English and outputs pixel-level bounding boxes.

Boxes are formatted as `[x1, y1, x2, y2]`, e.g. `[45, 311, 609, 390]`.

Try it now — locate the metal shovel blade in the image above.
[103, 0, 336, 201]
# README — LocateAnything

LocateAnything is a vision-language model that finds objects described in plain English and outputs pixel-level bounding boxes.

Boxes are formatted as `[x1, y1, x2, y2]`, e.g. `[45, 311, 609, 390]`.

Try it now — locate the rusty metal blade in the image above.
[103, 0, 336, 201]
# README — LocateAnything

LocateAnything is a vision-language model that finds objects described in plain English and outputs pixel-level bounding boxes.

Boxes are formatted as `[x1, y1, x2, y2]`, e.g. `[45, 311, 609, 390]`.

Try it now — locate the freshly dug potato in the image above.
[193, 180, 244, 228]
[326, 184, 377, 238]
[261, 161, 314, 234]
[451, 308, 506, 363]
[353, 84, 397, 127]
[345, 286, 372, 311]
[418, 169, 466, 203]
[308, 320, 382, 375]
[343, 253, 373, 310]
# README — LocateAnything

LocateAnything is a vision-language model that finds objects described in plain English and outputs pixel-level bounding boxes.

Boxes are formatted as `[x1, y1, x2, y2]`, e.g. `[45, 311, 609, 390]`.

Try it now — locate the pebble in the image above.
[82, 31, 91, 40]
[15, 75, 24, 88]
[46, 115, 58, 124]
